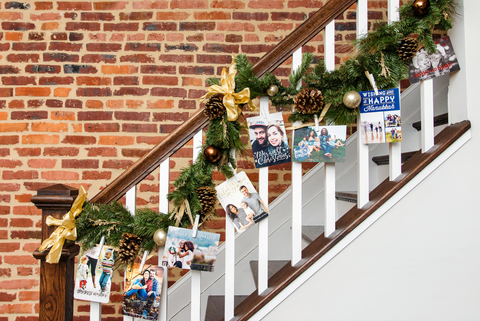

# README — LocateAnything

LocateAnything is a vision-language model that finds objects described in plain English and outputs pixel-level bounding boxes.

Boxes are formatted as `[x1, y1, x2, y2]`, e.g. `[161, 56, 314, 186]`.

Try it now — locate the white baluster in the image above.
[90, 236, 105, 321]
[191, 130, 203, 321]
[125, 185, 136, 321]
[291, 47, 303, 266]
[388, 0, 402, 180]
[324, 18, 336, 238]
[258, 96, 269, 293]
[421, 79, 435, 152]
[225, 147, 236, 319]
[357, 0, 370, 208]
[158, 158, 170, 321]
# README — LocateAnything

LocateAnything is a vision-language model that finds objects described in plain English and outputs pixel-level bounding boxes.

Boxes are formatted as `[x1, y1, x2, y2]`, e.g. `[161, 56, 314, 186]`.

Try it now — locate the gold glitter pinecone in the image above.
[203, 94, 226, 120]
[196, 186, 217, 216]
[397, 37, 419, 61]
[294, 88, 325, 114]
[118, 233, 142, 265]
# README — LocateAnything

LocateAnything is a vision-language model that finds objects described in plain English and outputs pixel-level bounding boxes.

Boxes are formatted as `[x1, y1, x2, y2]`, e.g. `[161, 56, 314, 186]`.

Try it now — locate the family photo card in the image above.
[122, 264, 164, 320]
[74, 245, 116, 303]
[161, 226, 220, 272]
[359, 88, 402, 144]
[292, 125, 347, 163]
[216, 171, 269, 233]
[247, 112, 291, 168]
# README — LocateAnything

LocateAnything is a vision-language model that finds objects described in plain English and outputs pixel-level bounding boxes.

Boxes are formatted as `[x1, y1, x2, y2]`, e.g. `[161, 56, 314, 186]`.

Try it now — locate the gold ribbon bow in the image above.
[198, 56, 257, 121]
[169, 199, 194, 227]
[39, 186, 87, 264]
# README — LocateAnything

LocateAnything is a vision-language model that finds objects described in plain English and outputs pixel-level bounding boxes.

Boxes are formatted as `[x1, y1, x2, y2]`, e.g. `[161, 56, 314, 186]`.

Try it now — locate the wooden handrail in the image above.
[91, 0, 357, 205]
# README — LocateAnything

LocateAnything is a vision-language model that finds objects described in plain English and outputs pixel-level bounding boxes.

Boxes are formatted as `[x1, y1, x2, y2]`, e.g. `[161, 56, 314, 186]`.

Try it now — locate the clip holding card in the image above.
[314, 114, 320, 132]
[138, 251, 149, 271]
[228, 162, 240, 182]
[365, 71, 379, 96]
[192, 215, 200, 238]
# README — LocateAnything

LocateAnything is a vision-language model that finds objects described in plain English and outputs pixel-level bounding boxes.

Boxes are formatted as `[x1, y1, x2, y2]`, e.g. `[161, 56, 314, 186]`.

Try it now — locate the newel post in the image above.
[32, 184, 80, 321]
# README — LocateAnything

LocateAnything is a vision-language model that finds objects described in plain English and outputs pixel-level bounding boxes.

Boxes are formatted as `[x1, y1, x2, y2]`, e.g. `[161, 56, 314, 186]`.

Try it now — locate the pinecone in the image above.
[294, 88, 325, 114]
[196, 186, 217, 216]
[118, 233, 142, 265]
[397, 37, 419, 61]
[203, 94, 226, 120]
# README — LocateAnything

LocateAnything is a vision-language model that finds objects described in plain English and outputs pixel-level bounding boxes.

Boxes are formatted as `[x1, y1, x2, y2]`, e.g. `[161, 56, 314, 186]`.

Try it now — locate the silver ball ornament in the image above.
[266, 84, 279, 97]
[343, 91, 361, 109]
[153, 229, 167, 247]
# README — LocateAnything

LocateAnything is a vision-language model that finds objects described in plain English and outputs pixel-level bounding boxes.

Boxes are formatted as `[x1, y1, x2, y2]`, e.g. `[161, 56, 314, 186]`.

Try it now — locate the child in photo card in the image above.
[216, 171, 269, 233]
[162, 227, 220, 272]
[74, 245, 116, 303]
[247, 112, 291, 168]
[122, 264, 164, 320]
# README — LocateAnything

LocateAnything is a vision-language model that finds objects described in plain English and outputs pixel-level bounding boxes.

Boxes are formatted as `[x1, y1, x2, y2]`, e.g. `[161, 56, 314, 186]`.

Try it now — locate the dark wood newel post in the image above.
[32, 184, 81, 321]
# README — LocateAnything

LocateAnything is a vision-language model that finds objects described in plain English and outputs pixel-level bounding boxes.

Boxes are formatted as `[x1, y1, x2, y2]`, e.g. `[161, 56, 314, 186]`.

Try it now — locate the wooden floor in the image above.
[220, 120, 470, 321]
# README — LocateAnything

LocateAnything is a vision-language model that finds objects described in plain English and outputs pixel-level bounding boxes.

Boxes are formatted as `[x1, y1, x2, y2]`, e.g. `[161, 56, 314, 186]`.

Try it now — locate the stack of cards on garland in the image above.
[409, 36, 460, 84]
[292, 125, 347, 162]
[247, 112, 291, 168]
[216, 171, 268, 232]
[74, 245, 116, 303]
[161, 227, 220, 272]
[122, 264, 164, 320]
[359, 88, 402, 144]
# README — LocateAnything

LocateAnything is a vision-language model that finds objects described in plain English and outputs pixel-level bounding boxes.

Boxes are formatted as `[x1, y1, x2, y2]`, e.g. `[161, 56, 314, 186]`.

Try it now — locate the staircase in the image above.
[69, 0, 478, 320]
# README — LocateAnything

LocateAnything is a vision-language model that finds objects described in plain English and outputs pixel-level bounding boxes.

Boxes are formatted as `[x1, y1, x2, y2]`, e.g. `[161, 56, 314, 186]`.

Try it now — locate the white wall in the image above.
[262, 1, 480, 320]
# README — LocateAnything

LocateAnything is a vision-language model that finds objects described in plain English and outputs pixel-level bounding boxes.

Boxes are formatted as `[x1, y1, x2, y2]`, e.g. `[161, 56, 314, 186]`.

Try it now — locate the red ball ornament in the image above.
[411, 0, 430, 17]
[204, 145, 222, 163]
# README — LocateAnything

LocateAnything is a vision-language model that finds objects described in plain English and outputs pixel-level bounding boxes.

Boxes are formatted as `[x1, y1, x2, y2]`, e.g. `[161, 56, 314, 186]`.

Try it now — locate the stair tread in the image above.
[335, 191, 357, 203]
[302, 226, 325, 243]
[372, 151, 418, 166]
[412, 113, 448, 131]
[249, 260, 290, 288]
[205, 295, 249, 321]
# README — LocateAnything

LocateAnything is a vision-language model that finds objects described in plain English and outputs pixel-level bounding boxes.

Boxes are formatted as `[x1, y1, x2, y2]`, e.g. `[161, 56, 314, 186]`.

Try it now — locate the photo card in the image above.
[215, 171, 269, 233]
[122, 264, 164, 320]
[292, 125, 347, 163]
[359, 88, 402, 144]
[409, 36, 460, 84]
[247, 112, 291, 168]
[74, 245, 116, 303]
[161, 226, 220, 272]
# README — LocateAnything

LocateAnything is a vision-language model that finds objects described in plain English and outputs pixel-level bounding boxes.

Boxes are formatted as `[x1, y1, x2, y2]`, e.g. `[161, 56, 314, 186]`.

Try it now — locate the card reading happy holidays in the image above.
[122, 264, 164, 320]
[359, 88, 402, 144]
[161, 226, 220, 272]
[215, 171, 268, 233]
[74, 245, 116, 303]
[247, 112, 291, 168]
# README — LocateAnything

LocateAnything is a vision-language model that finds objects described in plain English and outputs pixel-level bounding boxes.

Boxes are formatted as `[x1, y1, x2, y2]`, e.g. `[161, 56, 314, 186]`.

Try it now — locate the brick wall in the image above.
[0, 1, 393, 319]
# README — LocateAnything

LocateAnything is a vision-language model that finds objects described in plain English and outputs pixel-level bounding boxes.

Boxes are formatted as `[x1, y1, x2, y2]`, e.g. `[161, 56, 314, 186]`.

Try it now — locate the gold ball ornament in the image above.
[203, 145, 222, 163]
[153, 229, 167, 247]
[343, 91, 362, 109]
[411, 0, 430, 17]
[266, 84, 279, 97]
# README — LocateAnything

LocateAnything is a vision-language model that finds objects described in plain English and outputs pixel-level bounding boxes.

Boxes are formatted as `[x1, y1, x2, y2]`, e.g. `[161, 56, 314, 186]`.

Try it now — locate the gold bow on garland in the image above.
[198, 56, 257, 121]
[39, 186, 87, 264]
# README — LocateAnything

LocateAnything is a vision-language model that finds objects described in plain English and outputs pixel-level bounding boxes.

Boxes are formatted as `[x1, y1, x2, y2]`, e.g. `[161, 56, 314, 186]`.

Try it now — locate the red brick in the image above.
[187, 89, 205, 99]
[226, 34, 243, 43]
[122, 149, 149, 158]
[0, 160, 22, 168]
[4, 256, 38, 265]
[0, 194, 11, 202]
[217, 21, 255, 32]
[6, 54, 40, 63]
[98, 136, 135, 145]
[0, 292, 16, 302]
[84, 123, 120, 132]
[0, 88, 13, 97]
[150, 87, 186, 97]
[14, 194, 32, 203]
[2, 171, 38, 180]
[8, 100, 24, 109]
[122, 123, 157, 133]
[12, 206, 42, 215]
[179, 22, 215, 31]
[179, 100, 196, 109]
[140, 65, 176, 74]
[10, 218, 33, 228]
[120, 54, 155, 63]
[57, 2, 92, 10]
[43, 147, 79, 156]
[23, 182, 53, 191]
[93, 1, 128, 10]
[81, 12, 115, 21]
[136, 136, 163, 145]
[124, 43, 162, 52]
[85, 147, 117, 157]
[119, 12, 153, 20]
[142, 76, 178, 86]
[81, 54, 116, 64]
[113, 87, 149, 96]
[18, 291, 38, 301]
[211, 0, 245, 8]
[197, 54, 232, 64]
[146, 100, 174, 109]
[41, 171, 79, 180]
[61, 136, 96, 145]
[0, 205, 10, 215]
[14, 148, 40, 157]
[185, 33, 202, 42]
[0, 183, 20, 192]
[22, 135, 59, 144]
[114, 111, 150, 121]
[82, 171, 112, 180]
[0, 242, 20, 252]
[11, 111, 48, 120]
[102, 160, 133, 169]
[2, 76, 36, 86]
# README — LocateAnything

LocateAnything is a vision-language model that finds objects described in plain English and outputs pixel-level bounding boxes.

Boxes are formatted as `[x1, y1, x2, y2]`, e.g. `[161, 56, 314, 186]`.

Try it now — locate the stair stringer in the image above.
[166, 77, 449, 321]
[253, 128, 472, 321]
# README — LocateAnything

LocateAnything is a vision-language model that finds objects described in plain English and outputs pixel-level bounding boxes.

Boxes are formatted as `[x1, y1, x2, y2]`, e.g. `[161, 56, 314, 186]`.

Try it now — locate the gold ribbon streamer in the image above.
[170, 199, 194, 227]
[39, 186, 87, 264]
[286, 103, 331, 130]
[198, 56, 257, 121]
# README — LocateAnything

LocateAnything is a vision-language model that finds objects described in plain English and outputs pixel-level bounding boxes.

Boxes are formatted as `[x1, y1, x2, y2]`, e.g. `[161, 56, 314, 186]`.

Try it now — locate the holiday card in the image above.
[409, 36, 460, 84]
[74, 245, 116, 303]
[215, 171, 269, 233]
[161, 226, 220, 272]
[359, 88, 402, 144]
[122, 264, 164, 320]
[247, 112, 291, 168]
[292, 125, 347, 163]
